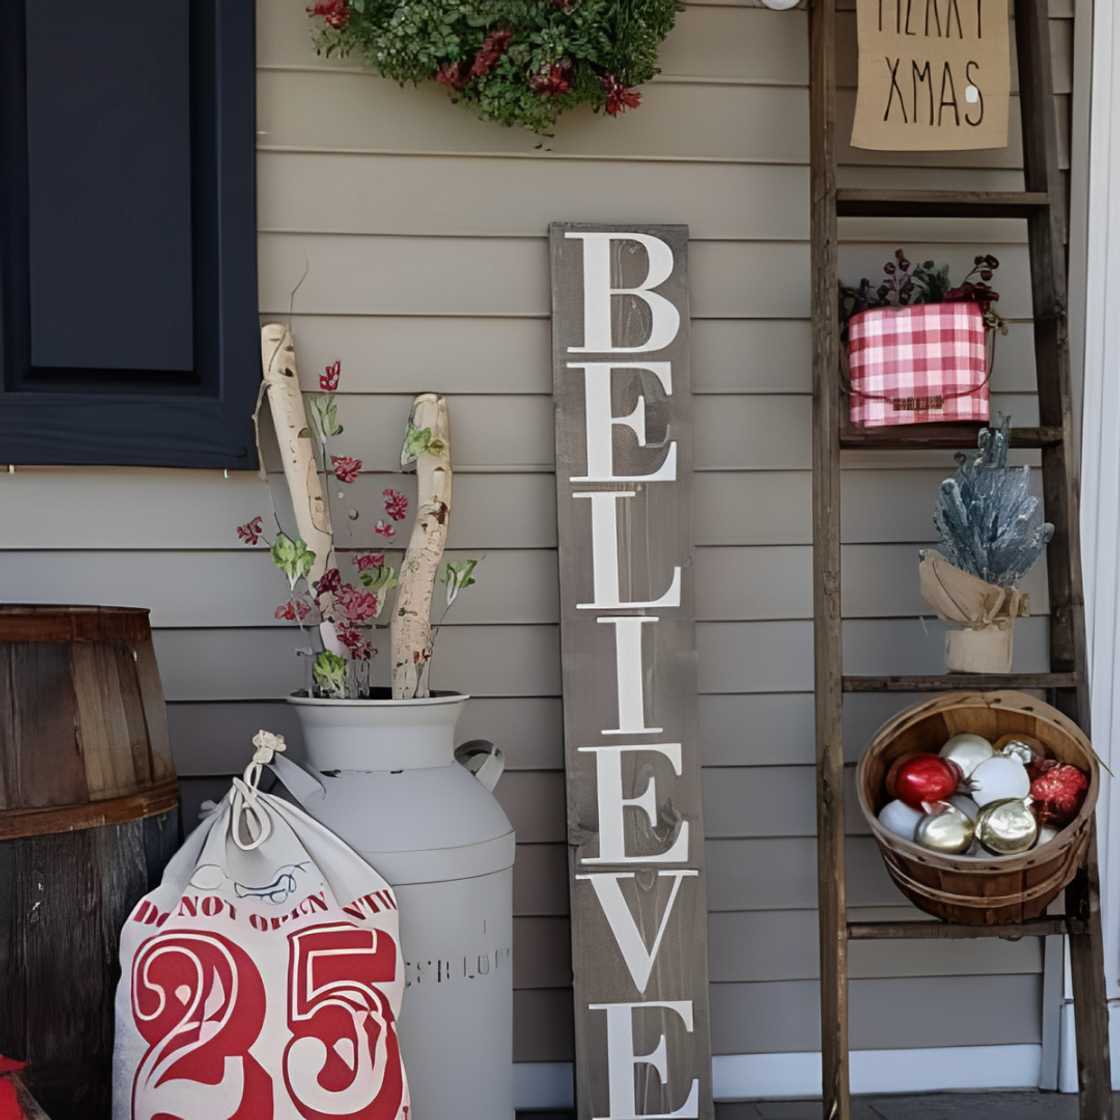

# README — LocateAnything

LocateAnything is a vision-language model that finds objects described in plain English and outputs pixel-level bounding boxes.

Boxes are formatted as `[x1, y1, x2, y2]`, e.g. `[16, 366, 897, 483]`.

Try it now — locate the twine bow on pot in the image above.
[919, 550, 1030, 674]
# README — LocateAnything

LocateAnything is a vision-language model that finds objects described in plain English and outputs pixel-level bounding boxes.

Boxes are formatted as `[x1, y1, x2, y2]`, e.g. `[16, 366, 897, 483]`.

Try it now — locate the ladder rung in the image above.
[843, 672, 1081, 694]
[840, 424, 1063, 451]
[837, 188, 1051, 219]
[847, 918, 1081, 941]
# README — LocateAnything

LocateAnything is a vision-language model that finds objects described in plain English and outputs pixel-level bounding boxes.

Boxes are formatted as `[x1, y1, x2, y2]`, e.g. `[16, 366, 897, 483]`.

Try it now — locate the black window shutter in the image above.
[0, 1, 258, 469]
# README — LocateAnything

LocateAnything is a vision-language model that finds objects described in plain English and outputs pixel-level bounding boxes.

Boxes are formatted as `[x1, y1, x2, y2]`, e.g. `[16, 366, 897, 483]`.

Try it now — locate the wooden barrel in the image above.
[0, 606, 181, 1119]
[856, 691, 1098, 925]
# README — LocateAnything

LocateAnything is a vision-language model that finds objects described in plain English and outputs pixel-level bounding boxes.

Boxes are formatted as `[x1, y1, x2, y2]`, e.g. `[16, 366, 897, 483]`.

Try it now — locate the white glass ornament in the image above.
[1037, 824, 1059, 847]
[949, 794, 980, 820]
[760, 0, 800, 8]
[878, 799, 923, 841]
[939, 733, 994, 778]
[969, 754, 1031, 807]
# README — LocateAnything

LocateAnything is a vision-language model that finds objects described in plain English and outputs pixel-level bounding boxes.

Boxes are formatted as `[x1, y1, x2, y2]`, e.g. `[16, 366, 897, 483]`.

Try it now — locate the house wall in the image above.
[0, 0, 1081, 1102]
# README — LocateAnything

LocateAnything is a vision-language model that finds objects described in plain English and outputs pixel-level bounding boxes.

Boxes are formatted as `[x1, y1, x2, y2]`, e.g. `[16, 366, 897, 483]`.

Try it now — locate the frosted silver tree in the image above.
[933, 416, 1053, 587]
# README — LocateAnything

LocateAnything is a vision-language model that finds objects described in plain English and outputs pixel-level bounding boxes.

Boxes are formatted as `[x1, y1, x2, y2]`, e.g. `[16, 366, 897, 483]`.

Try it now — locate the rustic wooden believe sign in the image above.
[550, 223, 713, 1119]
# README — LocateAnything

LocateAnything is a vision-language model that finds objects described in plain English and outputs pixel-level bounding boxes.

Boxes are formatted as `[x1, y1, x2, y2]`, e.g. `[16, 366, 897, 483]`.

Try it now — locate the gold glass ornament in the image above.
[975, 797, 1039, 856]
[914, 801, 975, 855]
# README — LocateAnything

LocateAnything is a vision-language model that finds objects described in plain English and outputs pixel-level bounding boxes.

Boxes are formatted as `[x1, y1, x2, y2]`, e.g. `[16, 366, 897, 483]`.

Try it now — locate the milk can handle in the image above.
[267, 752, 327, 805]
[455, 739, 506, 792]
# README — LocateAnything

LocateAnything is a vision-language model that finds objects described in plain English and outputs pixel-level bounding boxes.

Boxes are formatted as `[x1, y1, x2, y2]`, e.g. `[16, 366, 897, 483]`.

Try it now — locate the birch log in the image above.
[259, 323, 334, 587]
[391, 393, 451, 699]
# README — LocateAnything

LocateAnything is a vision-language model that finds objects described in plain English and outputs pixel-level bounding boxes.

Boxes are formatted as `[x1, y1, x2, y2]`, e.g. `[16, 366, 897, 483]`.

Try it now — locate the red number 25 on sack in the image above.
[131, 923, 405, 1120]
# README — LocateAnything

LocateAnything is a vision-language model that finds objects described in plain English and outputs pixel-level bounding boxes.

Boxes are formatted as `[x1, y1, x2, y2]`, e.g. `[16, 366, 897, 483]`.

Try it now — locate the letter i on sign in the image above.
[550, 224, 714, 1118]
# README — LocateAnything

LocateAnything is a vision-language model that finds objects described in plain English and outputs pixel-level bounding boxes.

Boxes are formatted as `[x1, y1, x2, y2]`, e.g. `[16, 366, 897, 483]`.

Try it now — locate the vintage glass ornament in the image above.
[886, 754, 962, 809]
[995, 734, 1044, 769]
[949, 794, 980, 820]
[969, 754, 1030, 807]
[878, 799, 924, 841]
[976, 797, 1039, 855]
[914, 801, 975, 855]
[1037, 824, 1059, 848]
[939, 733, 994, 778]
[1029, 761, 1089, 827]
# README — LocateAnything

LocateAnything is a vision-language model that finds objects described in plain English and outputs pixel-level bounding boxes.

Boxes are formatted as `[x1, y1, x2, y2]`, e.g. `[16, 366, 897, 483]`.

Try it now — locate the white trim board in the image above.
[513, 1046, 1043, 1110]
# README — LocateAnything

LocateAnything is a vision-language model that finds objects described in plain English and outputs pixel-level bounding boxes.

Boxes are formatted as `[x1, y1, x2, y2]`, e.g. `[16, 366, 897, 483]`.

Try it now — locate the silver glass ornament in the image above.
[975, 797, 1039, 855]
[939, 733, 994, 779]
[914, 801, 975, 855]
[999, 738, 1039, 768]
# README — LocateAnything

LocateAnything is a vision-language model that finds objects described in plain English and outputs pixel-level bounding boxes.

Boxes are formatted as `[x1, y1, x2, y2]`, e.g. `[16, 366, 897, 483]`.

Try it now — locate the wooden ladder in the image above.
[809, 2, 1112, 1117]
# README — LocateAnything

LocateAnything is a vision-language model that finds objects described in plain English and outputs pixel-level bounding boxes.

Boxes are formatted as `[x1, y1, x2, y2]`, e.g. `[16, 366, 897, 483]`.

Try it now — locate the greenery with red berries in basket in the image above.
[308, 0, 683, 133]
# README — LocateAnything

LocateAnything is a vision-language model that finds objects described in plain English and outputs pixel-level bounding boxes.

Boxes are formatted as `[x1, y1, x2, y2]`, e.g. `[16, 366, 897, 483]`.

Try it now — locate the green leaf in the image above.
[270, 532, 316, 589]
[312, 650, 348, 699]
[307, 394, 343, 442]
[401, 422, 432, 466]
[358, 563, 399, 595]
[442, 557, 479, 608]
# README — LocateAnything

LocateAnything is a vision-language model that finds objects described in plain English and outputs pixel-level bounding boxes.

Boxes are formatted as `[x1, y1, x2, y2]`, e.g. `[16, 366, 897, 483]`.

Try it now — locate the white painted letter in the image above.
[565, 232, 680, 354]
[588, 1001, 700, 1119]
[569, 362, 677, 483]
[579, 744, 689, 864]
[575, 871, 698, 993]
[573, 492, 681, 611]
[598, 616, 662, 735]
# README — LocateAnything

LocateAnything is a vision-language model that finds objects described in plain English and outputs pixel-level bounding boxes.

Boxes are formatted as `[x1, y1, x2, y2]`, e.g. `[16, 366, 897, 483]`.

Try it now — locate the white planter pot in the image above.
[281, 691, 516, 1120]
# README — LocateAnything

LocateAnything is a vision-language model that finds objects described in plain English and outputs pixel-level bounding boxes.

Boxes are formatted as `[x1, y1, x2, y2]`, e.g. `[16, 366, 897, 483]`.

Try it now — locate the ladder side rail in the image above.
[1017, 7, 1111, 1117]
[809, 1, 848, 1117]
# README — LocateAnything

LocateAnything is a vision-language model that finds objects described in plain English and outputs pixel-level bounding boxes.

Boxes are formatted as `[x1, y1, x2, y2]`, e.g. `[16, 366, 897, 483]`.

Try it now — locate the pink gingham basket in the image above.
[846, 302, 991, 428]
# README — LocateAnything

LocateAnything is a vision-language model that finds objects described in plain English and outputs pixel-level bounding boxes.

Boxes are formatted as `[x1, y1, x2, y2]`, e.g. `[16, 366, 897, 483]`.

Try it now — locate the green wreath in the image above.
[308, 0, 684, 133]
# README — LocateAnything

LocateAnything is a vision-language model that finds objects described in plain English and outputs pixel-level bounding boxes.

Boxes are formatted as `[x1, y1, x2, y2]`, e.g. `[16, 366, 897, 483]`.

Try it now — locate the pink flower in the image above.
[530, 63, 572, 96]
[470, 28, 513, 79]
[601, 74, 641, 116]
[374, 519, 396, 539]
[338, 625, 374, 660]
[383, 488, 408, 521]
[308, 0, 348, 30]
[435, 61, 466, 91]
[335, 583, 378, 622]
[314, 567, 342, 597]
[320, 360, 341, 392]
[275, 599, 311, 622]
[355, 552, 386, 572]
[331, 454, 362, 484]
[236, 516, 264, 545]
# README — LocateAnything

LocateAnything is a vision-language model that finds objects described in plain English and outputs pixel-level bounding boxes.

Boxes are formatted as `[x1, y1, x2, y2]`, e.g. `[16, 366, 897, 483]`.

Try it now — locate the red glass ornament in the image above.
[886, 754, 962, 809]
[1029, 761, 1089, 827]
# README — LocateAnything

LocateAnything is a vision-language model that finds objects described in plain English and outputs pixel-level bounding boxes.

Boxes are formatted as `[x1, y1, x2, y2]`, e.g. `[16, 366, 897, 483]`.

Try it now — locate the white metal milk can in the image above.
[278, 692, 516, 1120]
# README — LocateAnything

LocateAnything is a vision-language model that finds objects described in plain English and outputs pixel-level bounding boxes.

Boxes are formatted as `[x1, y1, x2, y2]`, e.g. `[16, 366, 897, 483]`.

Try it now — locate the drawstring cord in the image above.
[230, 730, 287, 852]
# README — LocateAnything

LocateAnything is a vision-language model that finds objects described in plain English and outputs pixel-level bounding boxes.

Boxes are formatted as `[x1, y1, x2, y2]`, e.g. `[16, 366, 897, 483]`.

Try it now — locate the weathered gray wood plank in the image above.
[552, 223, 713, 1117]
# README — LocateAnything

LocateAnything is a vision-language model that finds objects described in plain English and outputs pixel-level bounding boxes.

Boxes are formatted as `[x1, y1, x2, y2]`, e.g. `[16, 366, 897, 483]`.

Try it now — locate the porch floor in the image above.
[520, 1091, 1120, 1118]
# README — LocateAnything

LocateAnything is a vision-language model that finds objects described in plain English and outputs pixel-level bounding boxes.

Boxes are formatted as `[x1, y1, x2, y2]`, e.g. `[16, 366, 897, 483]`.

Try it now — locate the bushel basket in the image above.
[846, 301, 990, 428]
[856, 691, 1099, 925]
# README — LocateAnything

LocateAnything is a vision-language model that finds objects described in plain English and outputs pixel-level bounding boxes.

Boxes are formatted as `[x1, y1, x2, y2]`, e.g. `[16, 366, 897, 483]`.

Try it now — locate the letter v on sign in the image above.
[575, 870, 699, 994]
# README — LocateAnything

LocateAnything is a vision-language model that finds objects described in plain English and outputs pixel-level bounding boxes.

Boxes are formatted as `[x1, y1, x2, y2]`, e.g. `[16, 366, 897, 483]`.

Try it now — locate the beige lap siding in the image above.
[0, 0, 1079, 1065]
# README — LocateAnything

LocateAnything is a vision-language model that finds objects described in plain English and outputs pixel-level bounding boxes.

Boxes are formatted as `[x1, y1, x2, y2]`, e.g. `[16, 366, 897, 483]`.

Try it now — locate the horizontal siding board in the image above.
[257, 82, 1069, 173]
[150, 617, 1049, 700]
[257, 72, 810, 162]
[2, 544, 1045, 628]
[0, 466, 1044, 551]
[509, 975, 1043, 1061]
[168, 696, 564, 775]
[517, 910, 1040, 990]
[260, 236, 1038, 320]
[709, 975, 1042, 1054]
[167, 688, 977, 775]
[513, 831, 1045, 917]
